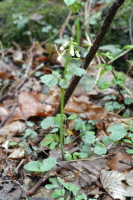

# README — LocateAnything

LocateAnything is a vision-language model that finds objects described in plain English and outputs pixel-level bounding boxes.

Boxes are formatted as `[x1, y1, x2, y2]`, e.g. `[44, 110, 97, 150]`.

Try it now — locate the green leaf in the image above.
[42, 157, 57, 171]
[108, 123, 127, 141]
[126, 149, 133, 154]
[24, 161, 45, 172]
[78, 152, 89, 158]
[24, 158, 56, 172]
[82, 131, 96, 144]
[65, 74, 72, 81]
[8, 141, 18, 146]
[41, 117, 55, 129]
[81, 144, 91, 153]
[52, 189, 62, 198]
[123, 139, 133, 144]
[123, 45, 133, 50]
[125, 121, 133, 126]
[124, 97, 133, 105]
[74, 68, 86, 76]
[50, 141, 57, 149]
[42, 140, 52, 146]
[112, 101, 121, 109]
[59, 79, 68, 88]
[52, 71, 61, 78]
[45, 178, 58, 189]
[74, 118, 86, 131]
[105, 102, 114, 111]
[130, 127, 133, 132]
[105, 65, 113, 71]
[68, 114, 78, 119]
[50, 128, 59, 133]
[100, 82, 111, 90]
[24, 128, 38, 138]
[63, 0, 77, 6]
[94, 146, 107, 155]
[95, 64, 106, 69]
[40, 74, 58, 86]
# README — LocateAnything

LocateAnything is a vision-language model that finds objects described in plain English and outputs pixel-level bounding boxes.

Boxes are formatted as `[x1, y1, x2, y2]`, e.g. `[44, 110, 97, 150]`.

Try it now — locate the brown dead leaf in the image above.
[108, 152, 133, 172]
[65, 96, 106, 120]
[7, 148, 25, 159]
[18, 91, 54, 119]
[100, 170, 133, 200]
[0, 121, 26, 144]
[58, 156, 109, 189]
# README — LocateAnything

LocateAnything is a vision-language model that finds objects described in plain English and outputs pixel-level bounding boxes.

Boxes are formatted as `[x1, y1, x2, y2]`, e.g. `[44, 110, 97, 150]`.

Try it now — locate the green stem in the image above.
[60, 87, 65, 160]
[60, 54, 69, 160]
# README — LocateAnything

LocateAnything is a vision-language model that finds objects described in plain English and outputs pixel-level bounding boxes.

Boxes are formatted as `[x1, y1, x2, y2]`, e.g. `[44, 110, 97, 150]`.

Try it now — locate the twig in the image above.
[59, 10, 72, 39]
[108, 49, 131, 64]
[129, 8, 133, 44]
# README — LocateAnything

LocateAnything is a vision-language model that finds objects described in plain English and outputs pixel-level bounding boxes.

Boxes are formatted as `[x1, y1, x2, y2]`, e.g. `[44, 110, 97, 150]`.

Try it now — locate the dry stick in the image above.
[32, 0, 125, 145]
[129, 8, 133, 45]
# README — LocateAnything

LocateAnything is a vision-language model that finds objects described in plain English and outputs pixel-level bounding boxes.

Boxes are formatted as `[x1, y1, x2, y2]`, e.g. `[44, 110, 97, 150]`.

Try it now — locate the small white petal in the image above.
[57, 55, 62, 61]
[60, 46, 64, 51]
[70, 46, 74, 56]
[63, 41, 69, 47]
[75, 51, 80, 57]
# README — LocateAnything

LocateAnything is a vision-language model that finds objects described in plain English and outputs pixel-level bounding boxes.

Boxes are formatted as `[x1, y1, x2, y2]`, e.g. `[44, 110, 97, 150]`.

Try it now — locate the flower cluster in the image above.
[57, 37, 80, 61]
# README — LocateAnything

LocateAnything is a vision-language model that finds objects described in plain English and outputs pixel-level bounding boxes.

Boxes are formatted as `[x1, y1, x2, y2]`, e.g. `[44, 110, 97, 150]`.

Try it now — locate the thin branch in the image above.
[129, 8, 133, 44]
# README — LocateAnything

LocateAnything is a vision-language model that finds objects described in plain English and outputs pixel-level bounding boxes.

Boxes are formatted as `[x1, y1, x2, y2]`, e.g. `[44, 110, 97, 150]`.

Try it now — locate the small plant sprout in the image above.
[41, 37, 86, 160]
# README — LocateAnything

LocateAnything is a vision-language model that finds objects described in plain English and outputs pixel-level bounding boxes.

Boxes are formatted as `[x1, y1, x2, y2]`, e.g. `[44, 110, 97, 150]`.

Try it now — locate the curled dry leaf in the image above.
[100, 170, 133, 200]
[18, 91, 54, 119]
[65, 96, 106, 120]
[7, 148, 25, 159]
[0, 121, 26, 144]
[108, 152, 133, 172]
[13, 50, 23, 64]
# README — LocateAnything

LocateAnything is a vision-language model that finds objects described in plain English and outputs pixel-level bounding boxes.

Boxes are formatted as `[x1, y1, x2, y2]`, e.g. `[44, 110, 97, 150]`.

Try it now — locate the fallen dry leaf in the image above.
[108, 151, 133, 172]
[0, 121, 26, 144]
[100, 170, 133, 200]
[65, 96, 106, 120]
[57, 156, 109, 190]
[7, 148, 25, 159]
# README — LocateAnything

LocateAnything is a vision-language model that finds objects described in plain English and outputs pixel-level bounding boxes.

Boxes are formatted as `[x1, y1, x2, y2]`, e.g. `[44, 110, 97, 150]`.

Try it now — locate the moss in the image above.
[0, 0, 68, 47]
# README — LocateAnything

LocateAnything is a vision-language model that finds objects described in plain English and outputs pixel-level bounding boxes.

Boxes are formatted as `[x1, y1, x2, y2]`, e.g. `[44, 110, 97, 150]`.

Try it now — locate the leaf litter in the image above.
[0, 6, 133, 200]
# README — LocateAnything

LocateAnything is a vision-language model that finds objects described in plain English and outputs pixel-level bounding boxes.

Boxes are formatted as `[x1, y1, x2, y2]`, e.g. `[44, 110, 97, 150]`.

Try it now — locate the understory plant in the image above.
[40, 37, 86, 160]
[45, 177, 87, 200]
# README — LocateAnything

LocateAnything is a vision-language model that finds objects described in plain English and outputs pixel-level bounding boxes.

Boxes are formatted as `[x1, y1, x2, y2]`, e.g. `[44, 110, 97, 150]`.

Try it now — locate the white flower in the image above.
[75, 50, 80, 58]
[60, 41, 69, 51]
[60, 46, 64, 51]
[57, 55, 63, 61]
[70, 45, 74, 56]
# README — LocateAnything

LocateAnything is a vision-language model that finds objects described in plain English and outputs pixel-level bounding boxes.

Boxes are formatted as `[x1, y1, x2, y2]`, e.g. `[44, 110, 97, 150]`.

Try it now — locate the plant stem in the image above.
[60, 87, 65, 160]
[60, 54, 69, 160]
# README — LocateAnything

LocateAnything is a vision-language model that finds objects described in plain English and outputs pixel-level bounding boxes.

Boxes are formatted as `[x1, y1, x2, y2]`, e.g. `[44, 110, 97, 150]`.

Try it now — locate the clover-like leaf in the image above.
[40, 74, 58, 86]
[41, 117, 55, 129]
[24, 157, 56, 173]
[94, 145, 107, 155]
[74, 68, 86, 76]
[82, 131, 96, 144]
[107, 123, 127, 141]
